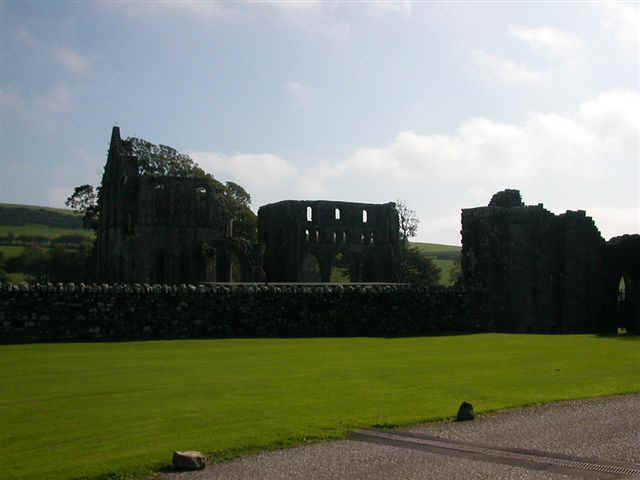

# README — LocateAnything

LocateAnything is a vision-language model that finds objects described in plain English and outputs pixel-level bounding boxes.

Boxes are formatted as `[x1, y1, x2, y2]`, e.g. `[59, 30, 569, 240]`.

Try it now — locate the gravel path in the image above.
[154, 394, 640, 480]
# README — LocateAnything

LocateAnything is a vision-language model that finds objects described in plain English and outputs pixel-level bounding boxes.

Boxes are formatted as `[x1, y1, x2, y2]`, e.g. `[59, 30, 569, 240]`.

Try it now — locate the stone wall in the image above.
[461, 192, 611, 333]
[258, 200, 401, 282]
[0, 283, 473, 343]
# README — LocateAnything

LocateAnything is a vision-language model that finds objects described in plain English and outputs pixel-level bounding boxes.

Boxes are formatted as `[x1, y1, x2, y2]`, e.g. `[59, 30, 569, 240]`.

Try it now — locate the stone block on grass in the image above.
[173, 450, 206, 471]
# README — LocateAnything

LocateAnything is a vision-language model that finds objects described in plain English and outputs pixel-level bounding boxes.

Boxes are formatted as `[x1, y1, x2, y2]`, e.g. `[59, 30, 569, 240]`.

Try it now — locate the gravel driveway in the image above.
[154, 394, 640, 479]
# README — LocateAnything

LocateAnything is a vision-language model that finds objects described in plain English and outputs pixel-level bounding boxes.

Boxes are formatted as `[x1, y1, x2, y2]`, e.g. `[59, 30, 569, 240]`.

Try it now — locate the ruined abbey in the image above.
[461, 189, 639, 333]
[94, 127, 638, 334]
[95, 127, 264, 283]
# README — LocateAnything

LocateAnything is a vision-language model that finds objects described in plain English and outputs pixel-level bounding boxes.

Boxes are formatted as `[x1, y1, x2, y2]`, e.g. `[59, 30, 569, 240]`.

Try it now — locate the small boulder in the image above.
[456, 401, 474, 421]
[173, 451, 206, 471]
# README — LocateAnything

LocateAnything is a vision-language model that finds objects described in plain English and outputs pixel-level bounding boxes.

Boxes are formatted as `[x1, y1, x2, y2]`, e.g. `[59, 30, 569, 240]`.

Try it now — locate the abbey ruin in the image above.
[258, 200, 401, 282]
[95, 127, 265, 283]
[461, 190, 639, 333]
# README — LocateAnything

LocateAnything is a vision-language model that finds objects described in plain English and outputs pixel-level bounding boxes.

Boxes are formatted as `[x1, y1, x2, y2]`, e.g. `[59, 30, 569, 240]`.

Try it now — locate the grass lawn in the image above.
[410, 242, 461, 254]
[0, 224, 94, 239]
[0, 245, 25, 260]
[1, 334, 639, 480]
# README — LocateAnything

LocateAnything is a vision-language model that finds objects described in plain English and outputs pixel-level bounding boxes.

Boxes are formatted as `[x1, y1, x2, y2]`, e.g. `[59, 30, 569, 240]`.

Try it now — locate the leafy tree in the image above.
[448, 258, 462, 285]
[48, 244, 90, 282]
[65, 184, 99, 231]
[400, 246, 441, 287]
[395, 199, 420, 245]
[128, 137, 207, 178]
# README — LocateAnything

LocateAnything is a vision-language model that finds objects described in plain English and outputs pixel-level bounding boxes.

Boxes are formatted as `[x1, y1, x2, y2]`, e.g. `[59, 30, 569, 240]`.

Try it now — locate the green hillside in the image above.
[0, 202, 83, 230]
[410, 242, 461, 286]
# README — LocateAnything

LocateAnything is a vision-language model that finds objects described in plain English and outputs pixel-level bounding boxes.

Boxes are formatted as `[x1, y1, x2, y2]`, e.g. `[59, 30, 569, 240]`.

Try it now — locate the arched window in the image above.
[362, 209, 368, 223]
[315, 230, 320, 243]
[343, 231, 348, 243]
[306, 206, 313, 222]
[335, 208, 341, 220]
[360, 233, 365, 244]
[332, 232, 337, 243]
[305, 229, 310, 242]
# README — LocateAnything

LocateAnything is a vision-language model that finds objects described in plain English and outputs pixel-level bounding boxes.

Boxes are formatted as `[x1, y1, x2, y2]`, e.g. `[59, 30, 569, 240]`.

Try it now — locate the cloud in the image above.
[509, 25, 583, 58]
[471, 50, 550, 86]
[190, 90, 638, 244]
[284, 80, 310, 110]
[599, 0, 640, 51]
[0, 87, 25, 110]
[109, 0, 231, 19]
[36, 84, 73, 113]
[48, 186, 72, 208]
[52, 47, 92, 75]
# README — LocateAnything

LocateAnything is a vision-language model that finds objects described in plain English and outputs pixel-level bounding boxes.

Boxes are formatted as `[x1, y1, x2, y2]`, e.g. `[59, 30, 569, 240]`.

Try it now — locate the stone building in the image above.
[258, 200, 401, 282]
[95, 127, 263, 283]
[461, 190, 639, 333]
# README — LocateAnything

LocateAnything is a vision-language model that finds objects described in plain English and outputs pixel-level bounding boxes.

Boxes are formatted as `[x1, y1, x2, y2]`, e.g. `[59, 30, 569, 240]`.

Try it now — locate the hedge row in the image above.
[0, 283, 476, 343]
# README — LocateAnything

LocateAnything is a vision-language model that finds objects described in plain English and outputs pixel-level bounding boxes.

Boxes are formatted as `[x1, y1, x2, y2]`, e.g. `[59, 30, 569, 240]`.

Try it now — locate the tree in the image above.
[65, 184, 99, 231]
[395, 199, 419, 245]
[128, 137, 207, 178]
[400, 246, 441, 287]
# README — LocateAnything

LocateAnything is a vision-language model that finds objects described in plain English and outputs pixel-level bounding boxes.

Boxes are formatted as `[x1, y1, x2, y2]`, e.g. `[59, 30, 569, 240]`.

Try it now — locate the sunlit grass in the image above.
[1, 334, 639, 480]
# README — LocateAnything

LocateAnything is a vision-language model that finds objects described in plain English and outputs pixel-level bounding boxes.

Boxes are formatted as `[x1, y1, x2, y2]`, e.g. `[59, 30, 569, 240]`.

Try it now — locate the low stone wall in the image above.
[0, 282, 474, 343]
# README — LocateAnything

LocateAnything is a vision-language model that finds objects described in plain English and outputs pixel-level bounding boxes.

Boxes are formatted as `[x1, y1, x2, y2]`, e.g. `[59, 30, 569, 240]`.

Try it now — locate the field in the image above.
[2, 334, 639, 480]
[0, 224, 94, 240]
[0, 245, 25, 259]
[410, 242, 462, 286]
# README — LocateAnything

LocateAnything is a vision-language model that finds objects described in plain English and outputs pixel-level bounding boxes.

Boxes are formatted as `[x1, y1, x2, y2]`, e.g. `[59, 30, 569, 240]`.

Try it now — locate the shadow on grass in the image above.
[595, 333, 640, 341]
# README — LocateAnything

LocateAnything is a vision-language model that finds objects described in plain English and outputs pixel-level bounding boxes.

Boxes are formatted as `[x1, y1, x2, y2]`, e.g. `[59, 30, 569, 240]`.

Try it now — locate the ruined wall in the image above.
[0, 282, 472, 343]
[605, 234, 640, 333]
[461, 193, 608, 333]
[258, 200, 401, 282]
[96, 127, 261, 283]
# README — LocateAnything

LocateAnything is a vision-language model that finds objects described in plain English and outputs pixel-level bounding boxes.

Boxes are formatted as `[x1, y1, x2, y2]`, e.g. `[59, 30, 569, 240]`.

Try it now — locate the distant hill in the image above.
[410, 242, 461, 286]
[0, 203, 83, 229]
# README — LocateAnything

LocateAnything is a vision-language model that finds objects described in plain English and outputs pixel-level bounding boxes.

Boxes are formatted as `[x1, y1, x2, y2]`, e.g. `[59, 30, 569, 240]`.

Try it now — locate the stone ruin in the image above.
[95, 127, 264, 283]
[258, 200, 401, 282]
[461, 189, 639, 333]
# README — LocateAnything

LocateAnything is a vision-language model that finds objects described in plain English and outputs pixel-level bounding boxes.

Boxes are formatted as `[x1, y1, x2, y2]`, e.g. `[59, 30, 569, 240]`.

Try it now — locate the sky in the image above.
[0, 0, 638, 245]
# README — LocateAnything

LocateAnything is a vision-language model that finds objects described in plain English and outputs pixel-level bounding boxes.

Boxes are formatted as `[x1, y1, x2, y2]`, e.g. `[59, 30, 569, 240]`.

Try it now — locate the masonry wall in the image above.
[461, 203, 608, 333]
[0, 283, 473, 343]
[258, 200, 401, 282]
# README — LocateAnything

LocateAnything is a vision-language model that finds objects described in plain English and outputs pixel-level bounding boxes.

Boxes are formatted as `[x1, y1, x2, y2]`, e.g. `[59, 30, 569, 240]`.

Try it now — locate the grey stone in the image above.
[457, 401, 474, 421]
[173, 450, 206, 471]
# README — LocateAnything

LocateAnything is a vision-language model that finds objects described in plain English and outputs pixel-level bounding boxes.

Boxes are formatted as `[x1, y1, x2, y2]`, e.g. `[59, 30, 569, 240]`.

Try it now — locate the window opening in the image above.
[332, 232, 337, 243]
[315, 230, 320, 243]
[305, 229, 310, 242]
[362, 209, 368, 223]
[306, 206, 313, 222]
[335, 208, 341, 220]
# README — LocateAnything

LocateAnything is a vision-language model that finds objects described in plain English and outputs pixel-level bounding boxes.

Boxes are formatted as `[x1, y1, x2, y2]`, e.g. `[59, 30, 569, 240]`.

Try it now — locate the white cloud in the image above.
[52, 47, 92, 75]
[284, 80, 310, 110]
[509, 25, 583, 58]
[37, 84, 73, 113]
[111, 0, 231, 19]
[599, 0, 640, 51]
[472, 50, 550, 86]
[190, 90, 638, 244]
[48, 186, 72, 208]
[0, 87, 25, 110]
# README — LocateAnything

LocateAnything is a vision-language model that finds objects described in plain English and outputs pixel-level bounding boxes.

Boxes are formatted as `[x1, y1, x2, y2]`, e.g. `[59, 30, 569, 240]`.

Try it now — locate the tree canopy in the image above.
[395, 199, 419, 244]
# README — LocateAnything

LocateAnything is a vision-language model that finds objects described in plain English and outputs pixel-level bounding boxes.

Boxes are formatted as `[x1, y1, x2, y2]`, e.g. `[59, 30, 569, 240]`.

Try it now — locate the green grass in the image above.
[0, 245, 25, 260]
[1, 334, 639, 480]
[0, 203, 76, 215]
[410, 242, 461, 254]
[0, 224, 94, 240]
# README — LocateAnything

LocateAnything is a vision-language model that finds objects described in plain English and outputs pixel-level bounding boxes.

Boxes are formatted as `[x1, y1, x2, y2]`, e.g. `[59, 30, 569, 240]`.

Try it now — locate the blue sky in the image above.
[0, 0, 638, 244]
